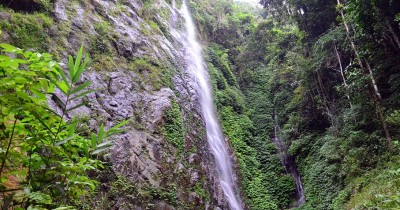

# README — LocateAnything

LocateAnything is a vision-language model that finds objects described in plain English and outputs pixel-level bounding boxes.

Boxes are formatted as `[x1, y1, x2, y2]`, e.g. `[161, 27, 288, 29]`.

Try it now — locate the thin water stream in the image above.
[180, 1, 243, 209]
[272, 111, 305, 206]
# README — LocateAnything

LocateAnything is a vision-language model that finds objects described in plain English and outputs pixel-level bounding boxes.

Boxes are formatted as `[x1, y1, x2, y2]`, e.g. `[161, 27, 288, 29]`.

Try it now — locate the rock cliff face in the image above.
[0, 0, 229, 208]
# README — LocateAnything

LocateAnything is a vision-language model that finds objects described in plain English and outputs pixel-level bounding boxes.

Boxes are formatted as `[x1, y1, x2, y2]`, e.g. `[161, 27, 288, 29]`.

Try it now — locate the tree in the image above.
[337, 0, 392, 145]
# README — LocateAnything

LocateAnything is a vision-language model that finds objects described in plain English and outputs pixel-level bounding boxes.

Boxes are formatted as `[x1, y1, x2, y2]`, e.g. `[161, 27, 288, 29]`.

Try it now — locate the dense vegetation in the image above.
[192, 0, 400, 209]
[1, 0, 400, 209]
[0, 43, 127, 209]
[0, 0, 219, 209]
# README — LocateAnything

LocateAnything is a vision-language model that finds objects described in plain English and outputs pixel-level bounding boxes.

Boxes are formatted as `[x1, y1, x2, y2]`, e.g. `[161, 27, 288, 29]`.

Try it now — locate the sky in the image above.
[234, 0, 259, 3]
[233, 0, 261, 7]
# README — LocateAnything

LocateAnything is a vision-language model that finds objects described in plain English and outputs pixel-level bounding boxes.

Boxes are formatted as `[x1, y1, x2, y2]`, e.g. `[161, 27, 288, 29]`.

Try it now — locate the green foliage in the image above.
[0, 12, 52, 50]
[208, 62, 228, 90]
[92, 21, 114, 55]
[333, 159, 400, 210]
[233, 0, 400, 207]
[190, 0, 259, 51]
[34, 0, 54, 12]
[129, 58, 166, 90]
[0, 44, 125, 209]
[387, 110, 400, 126]
[194, 181, 207, 199]
[206, 41, 278, 208]
[208, 43, 237, 87]
[216, 87, 246, 114]
[80, 172, 181, 209]
[146, 20, 160, 31]
[163, 100, 185, 152]
[220, 106, 278, 209]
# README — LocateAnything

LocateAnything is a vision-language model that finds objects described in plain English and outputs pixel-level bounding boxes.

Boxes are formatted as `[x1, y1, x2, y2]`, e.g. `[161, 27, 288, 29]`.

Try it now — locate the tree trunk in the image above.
[386, 20, 400, 50]
[365, 61, 382, 100]
[334, 44, 352, 108]
[316, 70, 339, 137]
[336, 0, 392, 145]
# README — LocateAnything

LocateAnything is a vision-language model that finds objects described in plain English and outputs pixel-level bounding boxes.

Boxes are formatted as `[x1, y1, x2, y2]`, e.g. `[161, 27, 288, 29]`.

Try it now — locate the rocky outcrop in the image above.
[39, 0, 231, 208]
[112, 130, 163, 186]
[52, 0, 179, 64]
[0, 0, 231, 207]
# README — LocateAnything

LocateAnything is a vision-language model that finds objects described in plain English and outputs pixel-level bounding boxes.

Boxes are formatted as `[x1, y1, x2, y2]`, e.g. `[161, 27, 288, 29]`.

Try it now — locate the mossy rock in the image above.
[0, 10, 53, 50]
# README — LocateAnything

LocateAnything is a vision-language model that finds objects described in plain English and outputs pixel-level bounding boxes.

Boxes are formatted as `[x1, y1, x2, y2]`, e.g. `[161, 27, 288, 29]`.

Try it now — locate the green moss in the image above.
[140, 19, 164, 36]
[147, 20, 159, 31]
[91, 54, 120, 72]
[138, 0, 155, 20]
[149, 183, 178, 206]
[108, 1, 129, 16]
[89, 19, 120, 70]
[160, 66, 175, 89]
[57, 21, 72, 38]
[0, 11, 53, 50]
[94, 21, 112, 37]
[129, 58, 167, 90]
[140, 22, 152, 36]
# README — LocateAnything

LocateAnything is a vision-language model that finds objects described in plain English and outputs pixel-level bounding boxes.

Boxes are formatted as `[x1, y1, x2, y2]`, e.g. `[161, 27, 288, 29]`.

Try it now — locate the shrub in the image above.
[0, 44, 126, 209]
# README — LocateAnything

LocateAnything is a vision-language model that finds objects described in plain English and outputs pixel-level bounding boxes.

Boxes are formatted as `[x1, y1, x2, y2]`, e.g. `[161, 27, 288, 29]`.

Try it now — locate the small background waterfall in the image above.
[272, 111, 305, 206]
[180, 1, 243, 209]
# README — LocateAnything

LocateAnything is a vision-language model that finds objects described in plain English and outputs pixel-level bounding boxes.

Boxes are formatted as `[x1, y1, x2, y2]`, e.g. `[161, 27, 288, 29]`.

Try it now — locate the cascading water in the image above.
[272, 111, 305, 206]
[180, 1, 243, 209]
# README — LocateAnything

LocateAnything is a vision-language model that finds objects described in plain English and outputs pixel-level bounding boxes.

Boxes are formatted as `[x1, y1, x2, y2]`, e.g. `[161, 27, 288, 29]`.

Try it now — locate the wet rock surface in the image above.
[47, 0, 231, 209]
[53, 0, 178, 62]
[111, 130, 162, 186]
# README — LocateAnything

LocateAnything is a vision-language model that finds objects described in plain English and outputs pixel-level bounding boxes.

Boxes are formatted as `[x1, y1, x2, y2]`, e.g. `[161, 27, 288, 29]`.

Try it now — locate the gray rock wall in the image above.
[44, 0, 229, 208]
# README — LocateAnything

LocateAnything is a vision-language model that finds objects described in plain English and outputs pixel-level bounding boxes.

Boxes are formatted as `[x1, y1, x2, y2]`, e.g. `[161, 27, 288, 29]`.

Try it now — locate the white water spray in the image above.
[180, 1, 243, 209]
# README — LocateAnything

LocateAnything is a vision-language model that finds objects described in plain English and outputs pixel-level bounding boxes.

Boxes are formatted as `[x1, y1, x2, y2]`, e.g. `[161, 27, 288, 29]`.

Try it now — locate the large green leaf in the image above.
[69, 81, 92, 95]
[55, 81, 69, 94]
[66, 101, 88, 112]
[0, 43, 21, 53]
[72, 56, 89, 83]
[97, 124, 105, 144]
[73, 45, 84, 77]
[68, 55, 74, 79]
[55, 135, 77, 146]
[69, 89, 97, 101]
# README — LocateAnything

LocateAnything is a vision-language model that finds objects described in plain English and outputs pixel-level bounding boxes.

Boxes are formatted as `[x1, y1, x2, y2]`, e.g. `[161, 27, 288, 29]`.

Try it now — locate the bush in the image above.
[0, 44, 125, 209]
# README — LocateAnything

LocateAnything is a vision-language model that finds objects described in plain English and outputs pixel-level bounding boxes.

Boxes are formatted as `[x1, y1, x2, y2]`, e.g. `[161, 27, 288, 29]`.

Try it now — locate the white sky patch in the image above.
[233, 0, 261, 7]
[234, 0, 259, 3]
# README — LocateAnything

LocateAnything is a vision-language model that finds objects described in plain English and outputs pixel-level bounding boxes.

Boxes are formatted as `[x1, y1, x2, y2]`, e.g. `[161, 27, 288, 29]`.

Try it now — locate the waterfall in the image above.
[180, 1, 243, 209]
[272, 111, 305, 206]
